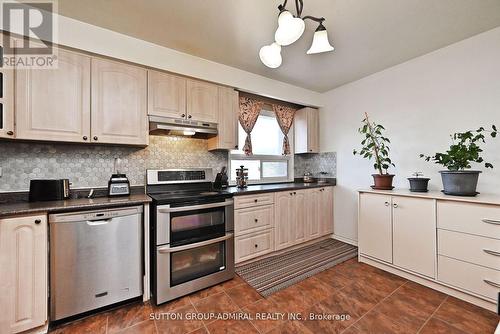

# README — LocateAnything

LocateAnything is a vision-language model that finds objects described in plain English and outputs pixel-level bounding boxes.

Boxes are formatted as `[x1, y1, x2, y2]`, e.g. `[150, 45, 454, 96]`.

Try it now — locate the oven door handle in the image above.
[158, 233, 234, 253]
[158, 199, 234, 213]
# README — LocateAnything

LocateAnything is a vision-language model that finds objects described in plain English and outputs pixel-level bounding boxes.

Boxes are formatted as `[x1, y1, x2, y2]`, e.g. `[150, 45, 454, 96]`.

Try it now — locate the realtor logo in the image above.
[1, 0, 58, 68]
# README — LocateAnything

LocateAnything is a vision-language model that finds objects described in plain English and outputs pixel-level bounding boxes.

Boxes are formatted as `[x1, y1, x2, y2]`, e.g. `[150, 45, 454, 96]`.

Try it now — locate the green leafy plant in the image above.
[420, 125, 498, 170]
[353, 113, 395, 175]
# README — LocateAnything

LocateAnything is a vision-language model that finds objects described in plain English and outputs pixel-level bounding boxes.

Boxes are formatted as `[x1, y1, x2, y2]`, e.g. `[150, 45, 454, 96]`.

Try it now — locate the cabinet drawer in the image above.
[437, 201, 500, 239]
[235, 205, 274, 236]
[438, 255, 500, 301]
[235, 229, 274, 263]
[234, 193, 274, 209]
[438, 229, 500, 271]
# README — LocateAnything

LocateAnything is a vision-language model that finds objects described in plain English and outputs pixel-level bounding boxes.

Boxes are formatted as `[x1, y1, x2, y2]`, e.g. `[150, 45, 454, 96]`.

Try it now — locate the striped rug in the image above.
[235, 239, 358, 297]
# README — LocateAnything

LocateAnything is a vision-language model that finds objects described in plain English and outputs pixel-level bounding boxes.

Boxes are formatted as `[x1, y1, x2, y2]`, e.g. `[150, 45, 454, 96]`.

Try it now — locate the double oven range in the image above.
[147, 169, 235, 304]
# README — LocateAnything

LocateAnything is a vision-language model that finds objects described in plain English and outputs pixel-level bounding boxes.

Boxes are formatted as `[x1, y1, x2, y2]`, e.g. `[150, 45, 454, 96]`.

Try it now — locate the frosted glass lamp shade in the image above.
[275, 11, 305, 46]
[307, 28, 334, 54]
[259, 42, 282, 68]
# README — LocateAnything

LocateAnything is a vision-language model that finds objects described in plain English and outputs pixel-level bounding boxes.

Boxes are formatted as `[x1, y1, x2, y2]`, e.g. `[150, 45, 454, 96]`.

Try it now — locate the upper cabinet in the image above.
[208, 87, 238, 150]
[148, 70, 186, 119]
[294, 107, 319, 154]
[0, 33, 15, 139]
[91, 58, 148, 145]
[16, 48, 91, 143]
[186, 79, 218, 123]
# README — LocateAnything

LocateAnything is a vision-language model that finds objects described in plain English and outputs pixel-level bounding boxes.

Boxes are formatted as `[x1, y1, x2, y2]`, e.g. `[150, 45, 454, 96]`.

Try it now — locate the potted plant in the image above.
[420, 125, 498, 196]
[353, 113, 395, 190]
[407, 172, 430, 192]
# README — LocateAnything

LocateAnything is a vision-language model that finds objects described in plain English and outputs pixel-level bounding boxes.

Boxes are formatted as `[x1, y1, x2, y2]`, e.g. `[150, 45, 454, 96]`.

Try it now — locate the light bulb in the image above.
[259, 42, 282, 68]
[307, 24, 334, 54]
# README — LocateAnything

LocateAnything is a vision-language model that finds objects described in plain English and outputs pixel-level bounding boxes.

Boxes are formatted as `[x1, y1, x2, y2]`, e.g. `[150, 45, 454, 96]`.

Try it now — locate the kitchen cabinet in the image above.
[0, 33, 15, 139]
[319, 187, 334, 235]
[0, 215, 47, 333]
[392, 196, 435, 278]
[294, 107, 319, 154]
[294, 190, 307, 243]
[16, 48, 91, 142]
[186, 79, 218, 123]
[91, 58, 148, 145]
[147, 70, 186, 119]
[275, 191, 295, 250]
[306, 189, 321, 240]
[208, 87, 239, 150]
[358, 193, 393, 263]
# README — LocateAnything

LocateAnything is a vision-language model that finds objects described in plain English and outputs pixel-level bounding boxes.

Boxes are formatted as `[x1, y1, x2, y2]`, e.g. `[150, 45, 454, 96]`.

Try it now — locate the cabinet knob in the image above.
[290, 192, 293, 196]
[293, 191, 296, 195]
[83, 136, 88, 141]
[254, 218, 258, 223]
[93, 136, 98, 141]
[234, 145, 238, 149]
[393, 203, 398, 208]
[34, 219, 41, 224]
[181, 114, 186, 118]
[254, 244, 258, 248]
[384, 201, 390, 206]
[309, 149, 312, 152]
[254, 199, 258, 203]
[6, 130, 14, 136]
[188, 115, 192, 119]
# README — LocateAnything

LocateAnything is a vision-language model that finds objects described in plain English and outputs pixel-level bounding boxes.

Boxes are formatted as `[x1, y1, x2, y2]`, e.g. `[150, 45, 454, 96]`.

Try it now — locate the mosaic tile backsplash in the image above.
[0, 136, 228, 192]
[294, 152, 337, 178]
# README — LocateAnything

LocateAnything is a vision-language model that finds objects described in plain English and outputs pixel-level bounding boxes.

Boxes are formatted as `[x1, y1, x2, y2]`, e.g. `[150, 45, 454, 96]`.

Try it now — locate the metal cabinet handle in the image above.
[93, 136, 98, 141]
[181, 114, 186, 118]
[158, 233, 233, 253]
[293, 191, 296, 195]
[483, 249, 500, 257]
[188, 115, 192, 119]
[6, 130, 14, 136]
[34, 219, 41, 224]
[158, 199, 233, 213]
[384, 201, 390, 206]
[482, 219, 500, 225]
[483, 279, 500, 288]
[393, 203, 398, 208]
[83, 136, 88, 141]
[289, 192, 293, 196]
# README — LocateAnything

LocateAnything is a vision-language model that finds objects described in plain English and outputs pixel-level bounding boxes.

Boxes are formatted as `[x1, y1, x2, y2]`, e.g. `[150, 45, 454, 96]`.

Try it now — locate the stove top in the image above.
[148, 190, 231, 204]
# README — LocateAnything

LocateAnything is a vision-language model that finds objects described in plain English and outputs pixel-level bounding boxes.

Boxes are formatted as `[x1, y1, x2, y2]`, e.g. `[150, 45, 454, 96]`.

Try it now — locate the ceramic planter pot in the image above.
[372, 174, 394, 190]
[407, 177, 430, 192]
[440, 170, 481, 196]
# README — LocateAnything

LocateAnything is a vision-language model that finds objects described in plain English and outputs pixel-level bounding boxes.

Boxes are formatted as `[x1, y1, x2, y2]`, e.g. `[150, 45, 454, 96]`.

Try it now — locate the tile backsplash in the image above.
[0, 136, 228, 192]
[294, 152, 337, 178]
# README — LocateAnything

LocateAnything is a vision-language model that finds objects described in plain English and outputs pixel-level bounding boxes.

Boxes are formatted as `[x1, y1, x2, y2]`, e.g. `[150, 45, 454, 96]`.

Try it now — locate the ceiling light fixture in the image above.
[260, 0, 334, 68]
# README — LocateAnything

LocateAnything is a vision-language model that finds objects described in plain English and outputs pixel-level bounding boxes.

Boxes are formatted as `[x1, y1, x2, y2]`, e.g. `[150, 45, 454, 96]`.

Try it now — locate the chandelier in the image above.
[260, 0, 334, 68]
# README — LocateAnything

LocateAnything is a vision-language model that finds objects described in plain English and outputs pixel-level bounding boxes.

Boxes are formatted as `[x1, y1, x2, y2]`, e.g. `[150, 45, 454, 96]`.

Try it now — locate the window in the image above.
[229, 110, 293, 184]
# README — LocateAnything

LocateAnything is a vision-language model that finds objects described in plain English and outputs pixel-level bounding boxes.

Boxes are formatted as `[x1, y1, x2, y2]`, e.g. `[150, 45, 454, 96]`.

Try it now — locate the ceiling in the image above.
[55, 0, 500, 92]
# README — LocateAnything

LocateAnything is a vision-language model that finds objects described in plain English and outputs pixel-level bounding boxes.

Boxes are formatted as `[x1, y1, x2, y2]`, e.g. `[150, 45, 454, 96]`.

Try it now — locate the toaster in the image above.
[29, 179, 71, 202]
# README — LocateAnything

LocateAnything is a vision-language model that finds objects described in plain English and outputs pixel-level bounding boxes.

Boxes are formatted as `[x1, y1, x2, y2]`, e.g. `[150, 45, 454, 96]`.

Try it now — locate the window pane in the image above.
[230, 159, 260, 181]
[262, 161, 288, 178]
[236, 114, 284, 155]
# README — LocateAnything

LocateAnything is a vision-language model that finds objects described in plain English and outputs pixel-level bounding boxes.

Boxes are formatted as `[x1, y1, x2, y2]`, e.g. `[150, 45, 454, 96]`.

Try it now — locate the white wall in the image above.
[320, 27, 500, 244]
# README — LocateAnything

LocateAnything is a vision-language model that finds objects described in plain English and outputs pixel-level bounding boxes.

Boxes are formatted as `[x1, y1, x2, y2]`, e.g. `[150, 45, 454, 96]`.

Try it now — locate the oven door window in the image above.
[170, 241, 226, 286]
[170, 207, 225, 246]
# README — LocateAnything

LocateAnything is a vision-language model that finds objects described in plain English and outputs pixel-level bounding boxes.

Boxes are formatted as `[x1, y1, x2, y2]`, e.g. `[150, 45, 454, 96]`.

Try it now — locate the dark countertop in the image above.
[0, 194, 152, 218]
[227, 180, 336, 196]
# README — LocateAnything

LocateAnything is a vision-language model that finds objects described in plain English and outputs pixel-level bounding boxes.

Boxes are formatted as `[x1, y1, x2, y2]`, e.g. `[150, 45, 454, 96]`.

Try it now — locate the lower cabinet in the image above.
[0, 215, 48, 333]
[358, 192, 436, 278]
[235, 229, 275, 263]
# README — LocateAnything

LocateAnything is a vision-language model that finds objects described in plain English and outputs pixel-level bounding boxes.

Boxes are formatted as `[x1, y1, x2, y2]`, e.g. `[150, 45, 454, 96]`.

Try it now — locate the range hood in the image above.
[149, 116, 218, 138]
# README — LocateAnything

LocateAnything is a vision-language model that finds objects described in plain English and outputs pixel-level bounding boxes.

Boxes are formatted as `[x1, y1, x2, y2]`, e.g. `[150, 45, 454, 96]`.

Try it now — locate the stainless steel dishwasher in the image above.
[49, 206, 143, 321]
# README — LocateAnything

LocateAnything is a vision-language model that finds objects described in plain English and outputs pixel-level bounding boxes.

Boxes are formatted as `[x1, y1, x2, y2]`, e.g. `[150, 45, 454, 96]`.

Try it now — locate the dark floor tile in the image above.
[115, 320, 157, 334]
[107, 302, 153, 333]
[419, 318, 467, 334]
[50, 313, 107, 334]
[153, 295, 192, 313]
[295, 276, 335, 306]
[189, 285, 225, 303]
[155, 304, 204, 334]
[242, 298, 284, 333]
[192, 292, 240, 323]
[354, 310, 416, 334]
[433, 297, 499, 334]
[220, 275, 245, 290]
[341, 326, 362, 334]
[315, 268, 354, 290]
[268, 284, 308, 313]
[225, 283, 263, 308]
[302, 301, 354, 334]
[266, 320, 314, 334]
[205, 318, 259, 334]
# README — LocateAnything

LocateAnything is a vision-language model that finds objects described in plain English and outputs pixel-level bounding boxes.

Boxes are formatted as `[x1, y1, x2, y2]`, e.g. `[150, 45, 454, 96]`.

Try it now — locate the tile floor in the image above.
[49, 259, 499, 334]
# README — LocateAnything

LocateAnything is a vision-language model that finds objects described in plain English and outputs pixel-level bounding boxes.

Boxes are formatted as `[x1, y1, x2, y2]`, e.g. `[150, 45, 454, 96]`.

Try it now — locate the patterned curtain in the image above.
[272, 104, 297, 155]
[239, 97, 264, 155]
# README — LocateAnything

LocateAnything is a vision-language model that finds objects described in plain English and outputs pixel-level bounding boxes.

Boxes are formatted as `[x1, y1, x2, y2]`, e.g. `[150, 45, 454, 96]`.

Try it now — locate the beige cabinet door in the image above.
[0, 215, 47, 333]
[275, 191, 295, 250]
[294, 107, 319, 154]
[15, 48, 91, 142]
[319, 187, 334, 236]
[147, 70, 186, 119]
[293, 190, 307, 243]
[186, 79, 218, 123]
[91, 58, 148, 145]
[0, 33, 15, 139]
[305, 189, 321, 240]
[208, 87, 238, 150]
[358, 193, 393, 263]
[393, 196, 436, 278]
